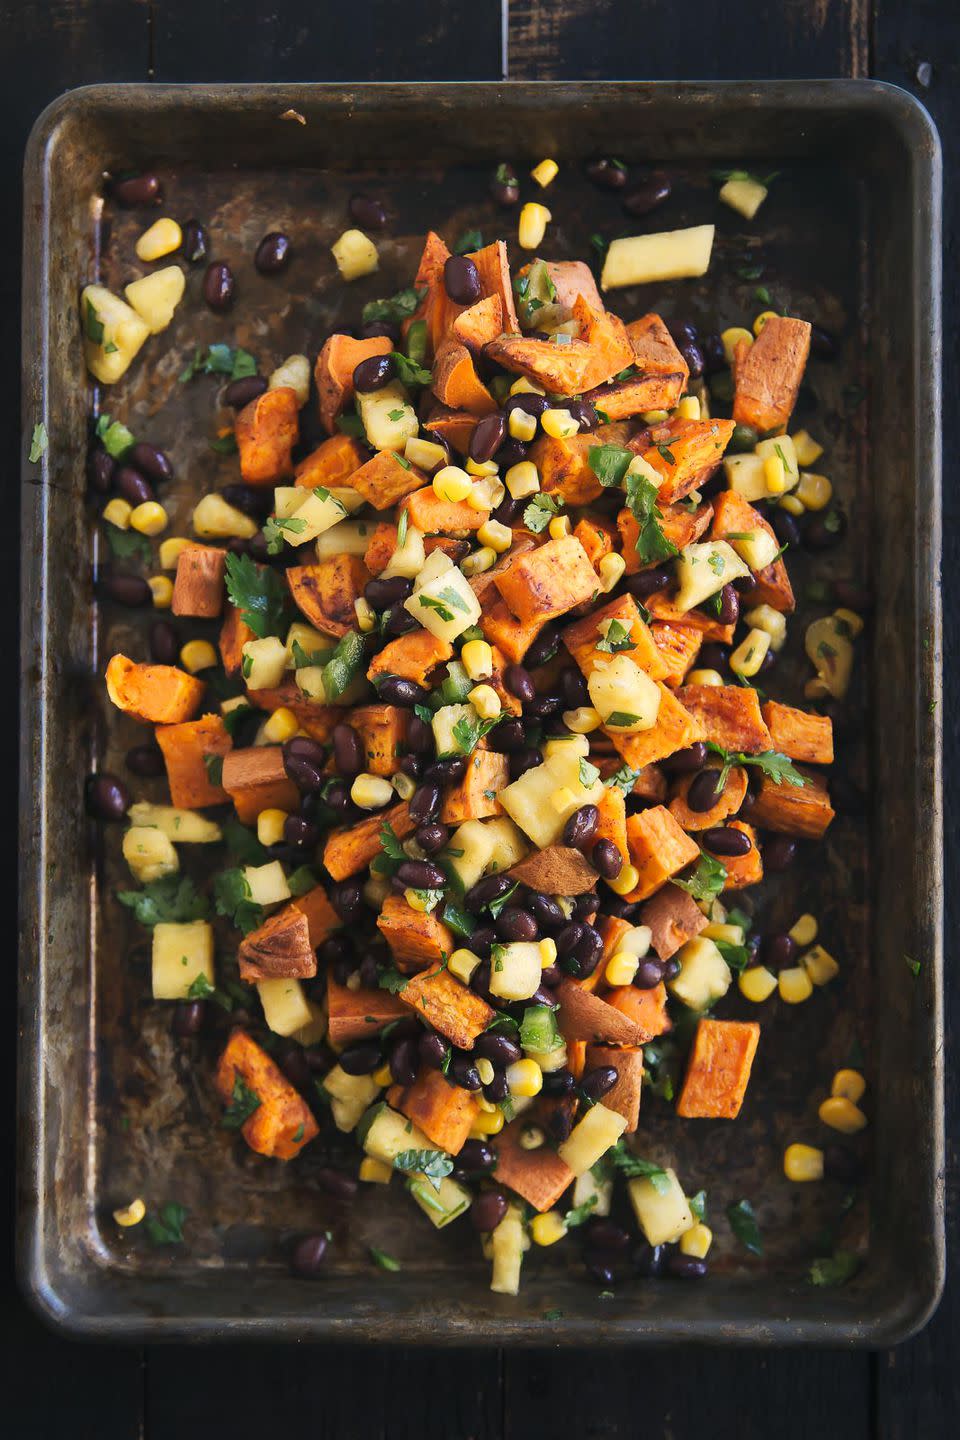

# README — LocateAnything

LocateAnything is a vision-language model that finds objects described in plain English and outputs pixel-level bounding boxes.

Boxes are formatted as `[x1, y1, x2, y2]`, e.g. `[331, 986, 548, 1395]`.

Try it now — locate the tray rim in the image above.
[18, 77, 944, 1346]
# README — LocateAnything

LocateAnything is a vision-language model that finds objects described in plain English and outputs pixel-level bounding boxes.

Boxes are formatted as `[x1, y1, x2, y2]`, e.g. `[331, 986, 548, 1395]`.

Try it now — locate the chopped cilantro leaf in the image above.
[673, 852, 727, 904]
[523, 493, 564, 533]
[393, 1148, 454, 1192]
[145, 1201, 187, 1247]
[213, 868, 264, 936]
[588, 444, 633, 489]
[596, 618, 635, 654]
[705, 742, 808, 791]
[370, 1246, 401, 1272]
[222, 1073, 262, 1129]
[362, 287, 425, 328]
[224, 551, 288, 639]
[117, 875, 210, 928]
[727, 1198, 763, 1256]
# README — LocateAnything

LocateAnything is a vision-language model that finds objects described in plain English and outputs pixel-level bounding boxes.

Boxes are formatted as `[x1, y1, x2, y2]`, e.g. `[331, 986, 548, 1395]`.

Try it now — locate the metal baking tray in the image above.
[18, 81, 943, 1344]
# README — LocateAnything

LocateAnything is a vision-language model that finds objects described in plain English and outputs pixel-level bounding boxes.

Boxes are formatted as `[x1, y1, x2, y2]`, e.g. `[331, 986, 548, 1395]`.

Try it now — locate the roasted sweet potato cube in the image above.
[238, 906, 315, 982]
[401, 485, 487, 534]
[432, 340, 497, 416]
[556, 977, 646, 1045]
[562, 593, 668, 681]
[172, 543, 226, 618]
[494, 1115, 575, 1212]
[478, 597, 548, 663]
[584, 311, 687, 417]
[643, 591, 735, 644]
[294, 432, 366, 489]
[452, 293, 504, 352]
[524, 259, 601, 315]
[376, 895, 454, 972]
[245, 681, 340, 742]
[323, 801, 414, 880]
[598, 914, 633, 966]
[762, 700, 834, 764]
[155, 714, 232, 809]
[215, 1029, 318, 1160]
[424, 403, 478, 456]
[669, 764, 748, 831]
[564, 296, 635, 389]
[484, 330, 601, 397]
[677, 1018, 760, 1119]
[573, 515, 616, 569]
[634, 417, 736, 504]
[648, 622, 703, 687]
[367, 630, 454, 687]
[623, 805, 701, 901]
[362, 521, 399, 576]
[106, 654, 205, 725]
[315, 333, 392, 434]
[732, 316, 812, 434]
[388, 1068, 480, 1155]
[508, 845, 599, 895]
[676, 684, 773, 754]
[604, 982, 671, 1041]
[738, 558, 796, 615]
[495, 534, 599, 622]
[618, 500, 714, 575]
[235, 386, 299, 484]
[349, 449, 426, 510]
[711, 486, 795, 613]
[606, 683, 704, 771]
[219, 603, 255, 676]
[627, 312, 690, 383]
[466, 239, 520, 332]
[747, 771, 835, 839]
[350, 704, 408, 777]
[529, 421, 632, 506]
[401, 966, 493, 1049]
[585, 1044, 644, 1132]
[415, 229, 451, 289]
[639, 884, 708, 960]
[326, 976, 409, 1047]
[291, 885, 340, 948]
[720, 821, 763, 889]
[440, 750, 509, 825]
[221, 745, 300, 824]
[287, 554, 370, 638]
[593, 785, 629, 869]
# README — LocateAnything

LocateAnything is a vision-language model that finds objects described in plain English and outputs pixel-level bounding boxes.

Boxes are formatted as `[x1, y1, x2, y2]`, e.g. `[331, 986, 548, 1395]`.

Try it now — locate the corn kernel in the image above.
[179, 639, 217, 674]
[505, 463, 540, 502]
[433, 464, 473, 504]
[792, 429, 824, 467]
[831, 1069, 866, 1105]
[359, 1157, 393, 1185]
[404, 436, 447, 472]
[256, 808, 288, 847]
[448, 947, 481, 984]
[331, 228, 379, 280]
[373, 1062, 393, 1087]
[753, 309, 779, 337]
[640, 409, 670, 424]
[130, 500, 168, 536]
[783, 1143, 824, 1182]
[135, 217, 183, 262]
[763, 453, 787, 496]
[744, 604, 787, 651]
[461, 639, 494, 680]
[506, 1058, 543, 1098]
[469, 1107, 505, 1137]
[730, 627, 771, 678]
[467, 476, 501, 511]
[721, 326, 753, 364]
[354, 596, 376, 633]
[738, 964, 778, 1002]
[508, 408, 538, 442]
[530, 158, 559, 188]
[541, 407, 579, 440]
[262, 707, 299, 744]
[796, 472, 833, 511]
[518, 201, 551, 250]
[686, 667, 725, 687]
[351, 773, 395, 810]
[680, 1222, 713, 1259]
[476, 1058, 495, 1086]
[703, 922, 745, 946]
[818, 1096, 868, 1134]
[192, 493, 259, 540]
[404, 887, 436, 913]
[148, 575, 174, 609]
[531, 1210, 567, 1246]
[112, 1197, 147, 1227]
[833, 606, 865, 638]
[802, 944, 839, 986]
[779, 493, 805, 516]
[598, 553, 626, 593]
[468, 684, 502, 720]
[518, 1124, 545, 1151]
[345, 972, 361, 993]
[676, 395, 701, 420]
[539, 937, 558, 966]
[477, 519, 513, 553]
[159, 536, 192, 569]
[476, 1095, 497, 1114]
[778, 966, 814, 1004]
[607, 863, 640, 897]
[466, 456, 499, 477]
[391, 771, 416, 801]
[509, 376, 546, 397]
[103, 498, 133, 530]
[562, 706, 603, 734]
[789, 913, 818, 947]
[606, 951, 640, 987]
[461, 546, 497, 577]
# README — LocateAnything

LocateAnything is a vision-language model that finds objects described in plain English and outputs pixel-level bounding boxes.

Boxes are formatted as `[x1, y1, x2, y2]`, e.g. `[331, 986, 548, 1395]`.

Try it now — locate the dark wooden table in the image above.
[3, 3, 955, 1435]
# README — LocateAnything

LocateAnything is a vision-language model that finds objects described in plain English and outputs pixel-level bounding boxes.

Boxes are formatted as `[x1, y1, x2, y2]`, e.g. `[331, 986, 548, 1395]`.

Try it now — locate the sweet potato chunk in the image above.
[649, 622, 703, 687]
[748, 771, 835, 838]
[235, 386, 299, 485]
[221, 746, 300, 824]
[388, 1069, 480, 1155]
[593, 785, 629, 871]
[484, 333, 602, 397]
[633, 417, 736, 504]
[376, 895, 454, 972]
[604, 982, 671, 1041]
[172, 543, 226, 618]
[623, 805, 701, 902]
[495, 535, 599, 622]
[762, 700, 834, 764]
[432, 340, 497, 416]
[245, 681, 340, 742]
[367, 629, 454, 687]
[676, 684, 773, 754]
[415, 229, 451, 289]
[424, 403, 478, 456]
[452, 293, 504, 351]
[534, 259, 602, 314]
[219, 603, 255, 676]
[556, 977, 646, 1045]
[585, 1044, 644, 1132]
[571, 295, 639, 391]
[722, 820, 763, 889]
[479, 596, 548, 664]
[562, 593, 668, 682]
[401, 966, 493, 1049]
[238, 906, 315, 982]
[639, 884, 708, 960]
[625, 313, 689, 379]
[106, 654, 205, 725]
[508, 845, 599, 895]
[530, 421, 632, 506]
[669, 764, 748, 831]
[323, 801, 414, 880]
[732, 316, 812, 435]
[467, 239, 520, 332]
[362, 521, 399, 576]
[606, 683, 704, 771]
[294, 433, 366, 489]
[573, 515, 616, 569]
[677, 1018, 760, 1119]
[291, 885, 340, 948]
[494, 1115, 575, 1212]
[711, 487, 795, 613]
[350, 704, 407, 777]
[326, 976, 409, 1047]
[215, 1029, 318, 1160]
[401, 486, 487, 534]
[440, 750, 509, 825]
[315, 333, 392, 434]
[155, 714, 232, 809]
[618, 500, 714, 575]
[286, 554, 370, 638]
[587, 311, 690, 420]
[643, 591, 735, 644]
[349, 449, 426, 510]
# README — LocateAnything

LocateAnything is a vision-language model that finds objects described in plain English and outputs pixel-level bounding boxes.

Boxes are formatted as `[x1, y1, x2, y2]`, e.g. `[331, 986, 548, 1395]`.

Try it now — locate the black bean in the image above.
[224, 375, 268, 409]
[405, 717, 433, 756]
[469, 411, 507, 464]
[396, 859, 446, 891]
[635, 958, 665, 990]
[276, 1042, 313, 1095]
[527, 984, 557, 1008]
[572, 890, 599, 919]
[255, 231, 292, 274]
[700, 825, 748, 858]
[353, 353, 395, 392]
[541, 1067, 576, 1096]
[331, 723, 364, 777]
[528, 892, 565, 931]
[484, 1071, 510, 1102]
[408, 783, 441, 827]
[661, 956, 681, 982]
[560, 666, 590, 709]
[490, 718, 523, 754]
[418, 1031, 449, 1070]
[377, 676, 430, 708]
[586, 1218, 632, 1253]
[359, 319, 400, 344]
[315, 1168, 359, 1202]
[320, 934, 351, 967]
[89, 448, 115, 494]
[492, 495, 524, 527]
[115, 465, 154, 506]
[584, 1255, 618, 1287]
[125, 744, 165, 778]
[490, 164, 520, 207]
[148, 620, 179, 664]
[660, 743, 708, 778]
[283, 752, 325, 793]
[504, 391, 550, 420]
[203, 261, 235, 311]
[444, 255, 482, 306]
[356, 954, 378, 989]
[763, 834, 798, 872]
[572, 929, 603, 978]
[111, 173, 162, 207]
[524, 693, 562, 719]
[509, 747, 541, 781]
[771, 508, 801, 549]
[824, 1145, 861, 1183]
[686, 769, 725, 813]
[172, 1000, 206, 1038]
[330, 880, 363, 922]
[666, 1252, 708, 1280]
[623, 174, 672, 215]
[585, 157, 628, 190]
[810, 324, 838, 360]
[388, 1036, 419, 1088]
[284, 814, 319, 849]
[471, 1189, 508, 1233]
[495, 907, 538, 942]
[323, 780, 351, 814]
[566, 399, 600, 431]
[547, 1106, 574, 1143]
[458, 1141, 497, 1177]
[592, 839, 623, 880]
[339, 1040, 382, 1076]
[464, 873, 515, 912]
[221, 482, 273, 519]
[680, 341, 705, 379]
[762, 932, 796, 970]
[365, 575, 412, 609]
[635, 1242, 666, 1277]
[563, 804, 600, 851]
[178, 218, 208, 264]
[716, 583, 740, 628]
[387, 605, 420, 637]
[504, 665, 535, 703]
[581, 1065, 619, 1101]
[470, 930, 496, 961]
[604, 897, 638, 921]
[524, 626, 561, 668]
[805, 510, 847, 550]
[291, 1234, 328, 1278]
[556, 922, 585, 959]
[450, 1054, 482, 1091]
[626, 566, 673, 600]
[85, 771, 130, 821]
[424, 757, 467, 785]
[475, 1033, 522, 1066]
[348, 193, 388, 229]
[412, 823, 446, 856]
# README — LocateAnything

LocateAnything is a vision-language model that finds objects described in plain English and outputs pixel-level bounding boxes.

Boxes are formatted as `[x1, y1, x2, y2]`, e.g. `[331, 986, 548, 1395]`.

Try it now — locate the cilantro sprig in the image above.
[727, 1198, 763, 1256]
[673, 852, 727, 904]
[451, 712, 501, 756]
[224, 551, 288, 639]
[705, 742, 808, 791]
[213, 868, 265, 936]
[180, 343, 257, 383]
[523, 493, 564, 533]
[393, 1148, 454, 1192]
[117, 875, 210, 928]
[221, 1073, 262, 1129]
[145, 1201, 187, 1247]
[362, 287, 425, 328]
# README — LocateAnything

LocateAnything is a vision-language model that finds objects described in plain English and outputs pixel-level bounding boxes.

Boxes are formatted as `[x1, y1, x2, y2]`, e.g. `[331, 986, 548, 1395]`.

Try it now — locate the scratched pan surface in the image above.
[18, 83, 942, 1343]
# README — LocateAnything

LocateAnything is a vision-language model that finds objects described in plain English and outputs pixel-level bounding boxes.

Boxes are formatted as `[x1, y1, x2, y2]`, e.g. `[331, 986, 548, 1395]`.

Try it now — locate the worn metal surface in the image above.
[18, 81, 942, 1343]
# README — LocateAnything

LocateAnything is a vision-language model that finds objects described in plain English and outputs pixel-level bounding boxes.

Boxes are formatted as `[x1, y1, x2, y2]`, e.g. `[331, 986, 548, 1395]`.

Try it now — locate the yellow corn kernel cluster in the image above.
[818, 1096, 867, 1133]
[136, 217, 183, 262]
[539, 937, 558, 966]
[103, 498, 132, 530]
[541, 408, 579, 440]
[831, 1068, 866, 1104]
[505, 460, 540, 501]
[148, 575, 174, 609]
[744, 603, 787, 651]
[468, 684, 501, 720]
[518, 202, 551, 250]
[461, 639, 494, 680]
[466, 456, 499, 478]
[262, 707, 299, 744]
[607, 863, 640, 896]
[448, 947, 481, 984]
[548, 514, 572, 540]
[506, 1058, 543, 1098]
[477, 519, 513, 553]
[433, 464, 473, 504]
[778, 966, 813, 1004]
[721, 326, 753, 363]
[351, 773, 395, 810]
[687, 668, 725, 687]
[476, 1057, 496, 1087]
[783, 1143, 824, 1182]
[792, 430, 824, 467]
[359, 1157, 393, 1185]
[508, 409, 539, 443]
[469, 1107, 505, 1137]
[391, 771, 416, 801]
[789, 913, 818, 946]
[530, 158, 559, 188]
[531, 1211, 567, 1246]
[679, 1222, 713, 1259]
[762, 453, 787, 495]
[180, 639, 217, 674]
[676, 395, 701, 421]
[562, 706, 603, 734]
[598, 553, 626, 593]
[739, 964, 778, 1002]
[779, 493, 805, 517]
[256, 808, 288, 847]
[112, 1197, 146, 1227]
[467, 475, 504, 510]
[130, 501, 168, 536]
[606, 950, 639, 987]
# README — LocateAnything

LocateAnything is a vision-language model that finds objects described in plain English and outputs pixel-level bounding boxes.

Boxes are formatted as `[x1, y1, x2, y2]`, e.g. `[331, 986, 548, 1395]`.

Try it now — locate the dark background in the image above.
[2, 2, 955, 1435]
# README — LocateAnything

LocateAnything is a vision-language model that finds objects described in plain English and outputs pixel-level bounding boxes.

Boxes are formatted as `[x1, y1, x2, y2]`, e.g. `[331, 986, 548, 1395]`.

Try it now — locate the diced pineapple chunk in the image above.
[718, 176, 768, 220]
[122, 825, 178, 884]
[755, 434, 799, 486]
[357, 382, 418, 452]
[284, 487, 348, 544]
[723, 453, 769, 503]
[127, 802, 222, 844]
[483, 816, 529, 872]
[268, 353, 311, 407]
[124, 265, 186, 334]
[331, 228, 379, 280]
[382, 524, 427, 580]
[363, 1105, 432, 1163]
[667, 936, 732, 1010]
[404, 565, 481, 642]
[315, 519, 374, 560]
[500, 748, 604, 848]
[727, 527, 781, 573]
[241, 635, 288, 691]
[601, 225, 714, 290]
[490, 1204, 526, 1295]
[257, 978, 313, 1036]
[674, 540, 750, 614]
[572, 1167, 613, 1219]
[408, 1174, 472, 1228]
[587, 654, 662, 733]
[81, 284, 150, 384]
[488, 942, 543, 1002]
[557, 1103, 628, 1177]
[291, 1000, 327, 1048]
[151, 920, 214, 1000]
[323, 1067, 382, 1132]
[243, 860, 291, 907]
[805, 616, 854, 698]
[284, 621, 331, 668]
[628, 1167, 693, 1245]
